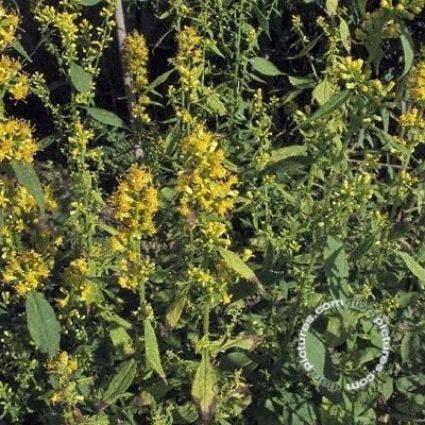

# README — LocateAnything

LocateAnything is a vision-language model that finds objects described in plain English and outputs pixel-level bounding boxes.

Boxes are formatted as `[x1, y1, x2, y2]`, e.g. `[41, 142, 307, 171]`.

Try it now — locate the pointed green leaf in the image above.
[166, 292, 187, 329]
[261, 145, 307, 171]
[326, 0, 338, 16]
[11, 39, 32, 62]
[110, 327, 134, 356]
[86, 107, 128, 129]
[305, 331, 336, 383]
[144, 320, 166, 381]
[148, 69, 174, 90]
[288, 75, 315, 89]
[324, 236, 350, 299]
[250, 57, 283, 77]
[191, 351, 217, 424]
[400, 23, 414, 78]
[26, 291, 60, 358]
[12, 162, 46, 214]
[339, 17, 351, 53]
[308, 90, 351, 121]
[70, 63, 92, 93]
[217, 335, 262, 354]
[218, 248, 262, 291]
[313, 79, 335, 105]
[397, 251, 425, 289]
[102, 359, 137, 405]
[79, 0, 102, 5]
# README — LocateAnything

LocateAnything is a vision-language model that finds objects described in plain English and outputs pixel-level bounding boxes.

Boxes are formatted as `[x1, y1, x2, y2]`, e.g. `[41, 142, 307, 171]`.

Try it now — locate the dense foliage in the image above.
[1, 0, 425, 424]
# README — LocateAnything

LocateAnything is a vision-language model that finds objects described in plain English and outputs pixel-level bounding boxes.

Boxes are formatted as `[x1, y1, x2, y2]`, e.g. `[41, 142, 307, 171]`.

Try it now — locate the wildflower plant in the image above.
[0, 0, 425, 424]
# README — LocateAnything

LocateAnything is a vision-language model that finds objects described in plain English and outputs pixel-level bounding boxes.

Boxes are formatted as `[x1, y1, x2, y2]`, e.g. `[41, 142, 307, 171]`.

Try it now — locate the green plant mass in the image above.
[0, 0, 425, 424]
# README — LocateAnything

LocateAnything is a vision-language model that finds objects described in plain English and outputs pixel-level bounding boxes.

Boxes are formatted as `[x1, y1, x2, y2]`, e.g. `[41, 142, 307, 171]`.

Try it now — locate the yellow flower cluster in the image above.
[0, 179, 58, 263]
[380, 0, 424, 19]
[46, 351, 81, 406]
[60, 257, 101, 306]
[0, 6, 30, 103]
[108, 166, 159, 291]
[408, 60, 425, 102]
[0, 5, 19, 51]
[0, 179, 37, 216]
[0, 119, 38, 164]
[336, 173, 374, 213]
[0, 55, 30, 100]
[68, 120, 96, 163]
[124, 31, 151, 123]
[117, 251, 155, 290]
[177, 124, 238, 221]
[338, 56, 395, 99]
[400, 108, 425, 128]
[46, 351, 78, 377]
[187, 265, 231, 304]
[110, 165, 159, 239]
[1, 250, 50, 296]
[174, 26, 203, 97]
[35, 6, 79, 65]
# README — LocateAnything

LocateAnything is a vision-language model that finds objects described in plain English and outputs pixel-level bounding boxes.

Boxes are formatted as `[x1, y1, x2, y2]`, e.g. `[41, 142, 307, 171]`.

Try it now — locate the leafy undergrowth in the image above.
[0, 0, 425, 424]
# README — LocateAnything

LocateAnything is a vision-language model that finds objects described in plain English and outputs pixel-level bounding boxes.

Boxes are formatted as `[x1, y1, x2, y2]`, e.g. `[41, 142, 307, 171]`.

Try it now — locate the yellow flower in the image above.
[0, 118, 38, 164]
[117, 252, 155, 291]
[177, 124, 238, 225]
[173, 26, 203, 95]
[110, 165, 158, 237]
[9, 73, 29, 100]
[124, 31, 151, 122]
[188, 266, 214, 287]
[0, 6, 19, 50]
[2, 250, 50, 296]
[70, 258, 89, 275]
[409, 60, 425, 102]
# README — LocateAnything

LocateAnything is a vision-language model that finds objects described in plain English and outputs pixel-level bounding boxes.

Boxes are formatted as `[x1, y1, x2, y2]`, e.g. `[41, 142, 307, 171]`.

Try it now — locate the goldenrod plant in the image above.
[0, 0, 425, 424]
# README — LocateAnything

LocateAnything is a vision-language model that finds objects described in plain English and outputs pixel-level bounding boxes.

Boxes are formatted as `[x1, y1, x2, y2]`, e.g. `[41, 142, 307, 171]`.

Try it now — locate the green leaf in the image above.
[191, 351, 217, 424]
[166, 292, 187, 329]
[69, 63, 92, 93]
[110, 327, 134, 356]
[102, 359, 137, 405]
[144, 320, 167, 381]
[26, 291, 60, 358]
[250, 57, 283, 77]
[218, 248, 262, 291]
[262, 145, 307, 171]
[326, 0, 338, 16]
[305, 331, 327, 378]
[148, 69, 174, 90]
[308, 90, 351, 121]
[323, 236, 350, 299]
[86, 107, 128, 129]
[205, 93, 227, 116]
[11, 39, 32, 62]
[217, 335, 261, 354]
[399, 22, 414, 78]
[373, 126, 410, 155]
[78, 0, 102, 5]
[313, 79, 335, 105]
[401, 332, 420, 363]
[380, 375, 393, 402]
[0, 212, 3, 244]
[205, 40, 225, 58]
[397, 251, 425, 289]
[339, 17, 351, 53]
[358, 0, 367, 15]
[38, 135, 56, 150]
[12, 162, 46, 214]
[288, 75, 315, 89]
